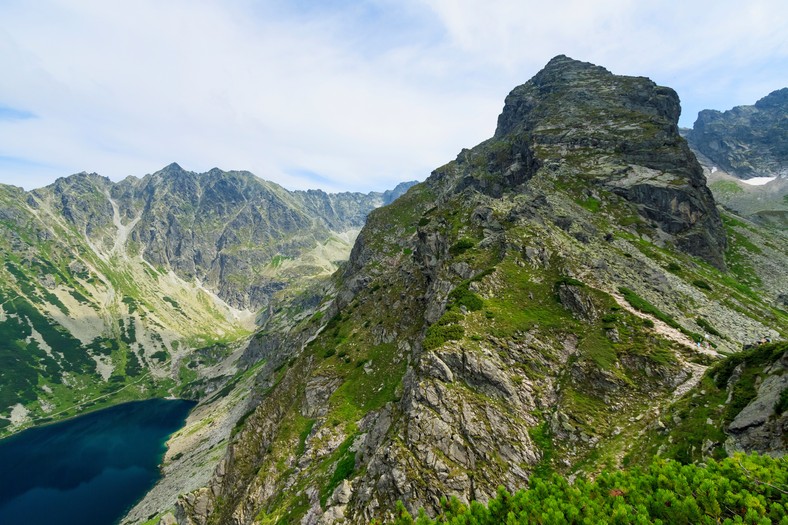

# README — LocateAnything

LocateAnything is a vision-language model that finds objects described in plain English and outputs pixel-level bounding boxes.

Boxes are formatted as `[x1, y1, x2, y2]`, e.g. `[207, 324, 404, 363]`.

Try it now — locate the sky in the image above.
[0, 1, 786, 193]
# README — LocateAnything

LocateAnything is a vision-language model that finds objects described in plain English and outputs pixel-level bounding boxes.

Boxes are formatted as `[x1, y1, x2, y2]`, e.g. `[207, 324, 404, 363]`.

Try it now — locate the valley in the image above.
[0, 55, 786, 525]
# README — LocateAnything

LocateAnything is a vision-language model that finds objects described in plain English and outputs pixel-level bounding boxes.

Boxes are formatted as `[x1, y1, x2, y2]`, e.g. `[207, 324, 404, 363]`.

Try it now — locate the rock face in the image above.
[682, 89, 788, 230]
[685, 88, 788, 179]
[108, 164, 415, 310]
[178, 57, 786, 525]
[494, 55, 726, 268]
[725, 346, 788, 455]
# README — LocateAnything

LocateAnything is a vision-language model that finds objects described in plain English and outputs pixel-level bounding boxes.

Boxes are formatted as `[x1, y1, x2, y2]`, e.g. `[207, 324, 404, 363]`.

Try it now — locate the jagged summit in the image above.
[439, 56, 726, 267]
[755, 87, 788, 110]
[161, 161, 186, 173]
[172, 56, 787, 525]
[686, 87, 788, 179]
[495, 54, 679, 139]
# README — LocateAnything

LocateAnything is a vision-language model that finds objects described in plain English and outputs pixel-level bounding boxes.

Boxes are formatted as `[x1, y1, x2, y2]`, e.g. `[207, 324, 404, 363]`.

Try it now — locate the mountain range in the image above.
[0, 167, 414, 436]
[0, 55, 786, 525]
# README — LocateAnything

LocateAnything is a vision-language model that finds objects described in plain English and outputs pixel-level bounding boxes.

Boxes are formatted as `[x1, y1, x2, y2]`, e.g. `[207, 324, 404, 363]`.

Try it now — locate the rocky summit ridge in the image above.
[685, 88, 788, 180]
[680, 89, 788, 229]
[169, 56, 786, 525]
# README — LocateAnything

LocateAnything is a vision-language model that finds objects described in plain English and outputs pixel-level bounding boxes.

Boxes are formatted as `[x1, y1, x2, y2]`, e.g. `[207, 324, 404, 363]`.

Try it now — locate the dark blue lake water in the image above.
[0, 398, 195, 525]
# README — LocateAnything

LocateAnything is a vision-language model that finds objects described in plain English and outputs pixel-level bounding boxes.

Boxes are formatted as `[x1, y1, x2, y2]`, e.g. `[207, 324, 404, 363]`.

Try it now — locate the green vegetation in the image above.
[321, 439, 356, 506]
[776, 388, 788, 415]
[528, 423, 554, 478]
[448, 283, 484, 312]
[709, 180, 744, 195]
[619, 287, 701, 341]
[555, 276, 585, 288]
[450, 238, 476, 256]
[391, 453, 788, 525]
[627, 342, 787, 466]
[424, 324, 465, 350]
[579, 196, 601, 212]
[692, 279, 712, 291]
[696, 317, 722, 338]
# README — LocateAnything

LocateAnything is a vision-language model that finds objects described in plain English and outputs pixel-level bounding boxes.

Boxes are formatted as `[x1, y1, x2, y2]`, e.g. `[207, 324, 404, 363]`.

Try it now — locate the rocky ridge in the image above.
[685, 88, 788, 180]
[172, 56, 786, 525]
[680, 90, 788, 229]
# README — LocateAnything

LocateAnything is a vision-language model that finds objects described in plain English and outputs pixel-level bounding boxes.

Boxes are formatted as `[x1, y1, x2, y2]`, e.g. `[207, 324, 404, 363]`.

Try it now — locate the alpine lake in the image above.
[0, 398, 195, 525]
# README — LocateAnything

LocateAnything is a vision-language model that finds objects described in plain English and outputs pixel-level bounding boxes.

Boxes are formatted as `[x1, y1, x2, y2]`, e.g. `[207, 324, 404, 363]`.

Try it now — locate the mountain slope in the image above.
[0, 166, 415, 436]
[174, 56, 786, 525]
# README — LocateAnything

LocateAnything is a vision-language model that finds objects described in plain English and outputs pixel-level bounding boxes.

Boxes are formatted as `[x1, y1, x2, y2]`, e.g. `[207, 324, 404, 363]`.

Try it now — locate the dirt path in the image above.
[671, 360, 708, 400]
[608, 290, 720, 357]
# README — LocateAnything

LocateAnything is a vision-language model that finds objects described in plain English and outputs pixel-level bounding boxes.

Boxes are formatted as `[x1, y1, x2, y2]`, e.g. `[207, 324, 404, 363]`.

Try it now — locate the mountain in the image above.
[685, 88, 788, 180]
[680, 90, 788, 229]
[169, 56, 787, 525]
[0, 166, 416, 437]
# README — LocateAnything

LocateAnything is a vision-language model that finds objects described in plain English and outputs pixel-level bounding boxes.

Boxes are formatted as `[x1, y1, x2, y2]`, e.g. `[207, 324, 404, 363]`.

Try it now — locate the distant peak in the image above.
[755, 87, 788, 110]
[162, 162, 184, 172]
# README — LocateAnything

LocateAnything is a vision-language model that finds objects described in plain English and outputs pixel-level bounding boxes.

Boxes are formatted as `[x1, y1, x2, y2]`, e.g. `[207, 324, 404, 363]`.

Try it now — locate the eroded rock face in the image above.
[493, 55, 726, 268]
[686, 88, 788, 179]
[726, 350, 788, 456]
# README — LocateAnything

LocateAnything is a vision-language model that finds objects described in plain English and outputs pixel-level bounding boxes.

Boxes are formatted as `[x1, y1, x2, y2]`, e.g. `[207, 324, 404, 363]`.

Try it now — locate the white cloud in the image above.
[0, 0, 786, 192]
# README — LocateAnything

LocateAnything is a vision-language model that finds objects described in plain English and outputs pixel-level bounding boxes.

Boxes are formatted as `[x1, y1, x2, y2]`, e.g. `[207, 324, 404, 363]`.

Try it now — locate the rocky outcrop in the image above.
[685, 88, 788, 179]
[493, 55, 726, 268]
[726, 347, 788, 456]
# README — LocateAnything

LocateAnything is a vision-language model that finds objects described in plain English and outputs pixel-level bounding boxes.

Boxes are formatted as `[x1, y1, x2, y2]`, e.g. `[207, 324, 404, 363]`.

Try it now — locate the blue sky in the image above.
[0, 0, 786, 192]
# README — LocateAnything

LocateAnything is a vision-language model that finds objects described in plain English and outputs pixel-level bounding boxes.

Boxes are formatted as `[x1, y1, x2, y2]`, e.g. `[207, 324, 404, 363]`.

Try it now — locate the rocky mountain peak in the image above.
[495, 54, 680, 139]
[686, 87, 788, 179]
[754, 87, 788, 110]
[451, 56, 726, 268]
[161, 161, 186, 173]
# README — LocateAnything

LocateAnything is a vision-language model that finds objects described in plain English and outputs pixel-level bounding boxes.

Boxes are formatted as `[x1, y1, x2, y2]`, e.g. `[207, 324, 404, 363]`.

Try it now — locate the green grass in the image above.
[424, 323, 465, 350]
[528, 422, 555, 478]
[628, 342, 787, 466]
[695, 317, 722, 338]
[448, 283, 484, 311]
[450, 238, 476, 256]
[321, 444, 356, 506]
[709, 180, 744, 195]
[578, 196, 601, 212]
[327, 342, 407, 426]
[618, 287, 701, 341]
[692, 279, 712, 291]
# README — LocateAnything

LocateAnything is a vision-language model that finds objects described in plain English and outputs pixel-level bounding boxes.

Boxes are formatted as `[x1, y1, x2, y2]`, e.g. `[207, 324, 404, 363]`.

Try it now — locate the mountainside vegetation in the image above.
[2, 55, 786, 525]
[0, 165, 415, 439]
[391, 453, 788, 525]
[168, 56, 787, 525]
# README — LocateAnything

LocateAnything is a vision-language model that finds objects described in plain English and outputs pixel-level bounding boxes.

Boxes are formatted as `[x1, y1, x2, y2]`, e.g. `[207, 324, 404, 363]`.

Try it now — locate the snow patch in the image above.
[741, 176, 777, 186]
